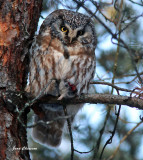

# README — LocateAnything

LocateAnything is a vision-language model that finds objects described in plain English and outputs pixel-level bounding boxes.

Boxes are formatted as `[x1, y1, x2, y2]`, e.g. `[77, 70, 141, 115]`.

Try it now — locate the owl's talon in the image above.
[57, 95, 64, 100]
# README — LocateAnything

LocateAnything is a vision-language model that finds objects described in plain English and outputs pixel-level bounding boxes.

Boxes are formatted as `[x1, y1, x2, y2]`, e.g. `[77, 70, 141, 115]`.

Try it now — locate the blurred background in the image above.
[27, 0, 143, 159]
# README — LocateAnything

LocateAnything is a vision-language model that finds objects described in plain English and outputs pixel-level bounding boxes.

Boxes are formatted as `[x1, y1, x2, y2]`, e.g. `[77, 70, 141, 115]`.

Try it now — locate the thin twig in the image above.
[91, 81, 133, 92]
[90, 0, 114, 23]
[107, 121, 143, 160]
[96, 5, 123, 157]
[128, 0, 143, 6]
[63, 105, 74, 160]
[97, 72, 143, 81]
[92, 106, 111, 159]
[119, 117, 138, 124]
[74, 147, 94, 154]
[111, 0, 123, 93]
[99, 105, 121, 159]
[72, 0, 143, 85]
[117, 14, 143, 35]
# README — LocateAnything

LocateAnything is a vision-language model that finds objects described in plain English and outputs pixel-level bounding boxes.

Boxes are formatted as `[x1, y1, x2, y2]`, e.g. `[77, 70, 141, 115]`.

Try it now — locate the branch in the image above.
[32, 93, 143, 110]
[92, 103, 110, 159]
[63, 105, 74, 160]
[107, 120, 143, 160]
[128, 0, 143, 6]
[91, 81, 133, 92]
[99, 105, 121, 159]
[72, 0, 143, 85]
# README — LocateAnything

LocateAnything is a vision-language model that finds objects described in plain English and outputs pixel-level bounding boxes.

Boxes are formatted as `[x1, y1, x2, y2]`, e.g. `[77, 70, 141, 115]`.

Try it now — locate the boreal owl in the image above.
[26, 9, 97, 147]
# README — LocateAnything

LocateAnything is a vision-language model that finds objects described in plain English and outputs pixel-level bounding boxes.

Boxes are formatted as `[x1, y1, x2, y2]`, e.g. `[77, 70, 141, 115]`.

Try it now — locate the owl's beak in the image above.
[67, 30, 76, 43]
[69, 37, 76, 43]
[68, 30, 76, 43]
[69, 37, 73, 43]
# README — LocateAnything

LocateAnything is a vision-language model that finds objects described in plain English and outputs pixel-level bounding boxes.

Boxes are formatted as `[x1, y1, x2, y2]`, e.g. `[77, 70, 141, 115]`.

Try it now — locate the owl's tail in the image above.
[32, 103, 83, 147]
[32, 104, 66, 147]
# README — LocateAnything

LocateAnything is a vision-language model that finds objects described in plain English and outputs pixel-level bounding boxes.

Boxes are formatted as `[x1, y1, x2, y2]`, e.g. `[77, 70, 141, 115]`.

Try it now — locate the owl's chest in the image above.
[52, 51, 78, 79]
[41, 45, 95, 92]
[51, 50, 95, 87]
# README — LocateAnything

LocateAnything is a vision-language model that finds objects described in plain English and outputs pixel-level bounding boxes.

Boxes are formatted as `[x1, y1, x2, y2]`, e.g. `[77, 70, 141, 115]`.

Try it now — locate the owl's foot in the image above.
[57, 80, 77, 100]
[57, 94, 65, 100]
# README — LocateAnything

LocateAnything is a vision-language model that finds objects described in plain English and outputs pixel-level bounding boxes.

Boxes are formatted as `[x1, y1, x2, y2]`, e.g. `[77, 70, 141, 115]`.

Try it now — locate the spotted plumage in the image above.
[26, 9, 97, 147]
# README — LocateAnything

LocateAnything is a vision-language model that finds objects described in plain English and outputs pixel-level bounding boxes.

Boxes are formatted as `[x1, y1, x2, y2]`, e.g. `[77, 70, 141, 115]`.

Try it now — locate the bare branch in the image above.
[32, 93, 143, 110]
[63, 105, 74, 160]
[99, 105, 121, 159]
[72, 0, 143, 85]
[96, 72, 143, 81]
[128, 0, 143, 6]
[107, 121, 143, 160]
[92, 104, 111, 159]
[91, 81, 133, 92]
[117, 14, 143, 35]
[74, 147, 94, 154]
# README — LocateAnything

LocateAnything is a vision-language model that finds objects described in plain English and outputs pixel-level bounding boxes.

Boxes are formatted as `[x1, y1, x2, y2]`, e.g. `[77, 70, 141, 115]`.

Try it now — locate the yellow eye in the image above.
[77, 30, 84, 36]
[61, 26, 68, 32]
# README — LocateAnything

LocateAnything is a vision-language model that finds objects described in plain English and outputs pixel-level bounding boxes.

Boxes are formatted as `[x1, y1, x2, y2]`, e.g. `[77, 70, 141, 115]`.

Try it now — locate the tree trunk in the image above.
[0, 1, 42, 159]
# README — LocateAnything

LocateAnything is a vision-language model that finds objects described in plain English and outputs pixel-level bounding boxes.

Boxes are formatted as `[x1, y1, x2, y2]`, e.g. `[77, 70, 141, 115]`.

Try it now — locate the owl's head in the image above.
[40, 9, 97, 49]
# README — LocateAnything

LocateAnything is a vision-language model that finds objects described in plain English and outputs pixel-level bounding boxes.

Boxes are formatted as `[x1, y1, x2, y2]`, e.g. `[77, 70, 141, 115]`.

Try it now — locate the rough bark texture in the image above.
[0, 0, 42, 159]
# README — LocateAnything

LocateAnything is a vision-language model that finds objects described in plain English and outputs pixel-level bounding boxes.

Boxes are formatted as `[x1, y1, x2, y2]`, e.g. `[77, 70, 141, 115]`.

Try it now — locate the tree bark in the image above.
[0, 1, 42, 159]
